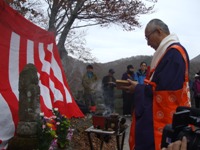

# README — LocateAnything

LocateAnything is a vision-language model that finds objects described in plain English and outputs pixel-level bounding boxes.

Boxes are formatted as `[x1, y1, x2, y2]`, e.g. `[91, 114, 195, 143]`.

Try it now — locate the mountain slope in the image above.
[62, 54, 200, 97]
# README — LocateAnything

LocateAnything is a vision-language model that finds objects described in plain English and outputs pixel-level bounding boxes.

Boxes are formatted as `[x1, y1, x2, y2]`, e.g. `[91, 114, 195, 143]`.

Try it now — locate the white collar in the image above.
[150, 33, 179, 80]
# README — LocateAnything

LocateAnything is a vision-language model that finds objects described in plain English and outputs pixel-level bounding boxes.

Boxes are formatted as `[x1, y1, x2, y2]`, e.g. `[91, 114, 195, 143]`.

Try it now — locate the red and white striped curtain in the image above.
[0, 1, 83, 148]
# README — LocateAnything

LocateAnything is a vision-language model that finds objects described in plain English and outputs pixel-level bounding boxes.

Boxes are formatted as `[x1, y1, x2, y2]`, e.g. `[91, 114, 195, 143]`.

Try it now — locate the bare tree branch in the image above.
[8, 0, 157, 61]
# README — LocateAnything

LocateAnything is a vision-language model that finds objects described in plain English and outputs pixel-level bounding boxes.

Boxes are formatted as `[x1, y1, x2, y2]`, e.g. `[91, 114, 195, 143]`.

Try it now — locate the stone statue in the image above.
[8, 63, 41, 149]
[18, 63, 40, 122]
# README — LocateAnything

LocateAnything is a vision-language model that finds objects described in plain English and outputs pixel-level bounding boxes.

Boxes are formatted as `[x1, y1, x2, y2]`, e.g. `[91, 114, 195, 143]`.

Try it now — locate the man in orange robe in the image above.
[119, 19, 191, 150]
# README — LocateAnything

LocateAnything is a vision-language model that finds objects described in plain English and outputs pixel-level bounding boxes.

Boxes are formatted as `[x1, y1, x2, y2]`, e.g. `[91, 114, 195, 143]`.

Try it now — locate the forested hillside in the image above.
[63, 54, 200, 98]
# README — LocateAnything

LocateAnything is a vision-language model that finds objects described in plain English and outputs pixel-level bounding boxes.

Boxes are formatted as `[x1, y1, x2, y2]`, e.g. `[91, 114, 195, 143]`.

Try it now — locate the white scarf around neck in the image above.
[150, 33, 179, 80]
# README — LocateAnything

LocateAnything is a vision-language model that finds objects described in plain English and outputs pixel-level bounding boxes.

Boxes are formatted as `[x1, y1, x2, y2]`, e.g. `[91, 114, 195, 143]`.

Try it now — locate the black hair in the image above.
[127, 64, 133, 70]
[86, 64, 93, 69]
[140, 61, 147, 66]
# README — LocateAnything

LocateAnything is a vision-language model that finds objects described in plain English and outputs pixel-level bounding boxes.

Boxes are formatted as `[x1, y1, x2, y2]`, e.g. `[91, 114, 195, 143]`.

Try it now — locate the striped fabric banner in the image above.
[0, 1, 84, 148]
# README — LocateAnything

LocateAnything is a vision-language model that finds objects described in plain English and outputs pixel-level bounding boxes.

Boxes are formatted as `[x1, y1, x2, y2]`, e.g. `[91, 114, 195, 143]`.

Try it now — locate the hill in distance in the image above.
[62, 54, 200, 97]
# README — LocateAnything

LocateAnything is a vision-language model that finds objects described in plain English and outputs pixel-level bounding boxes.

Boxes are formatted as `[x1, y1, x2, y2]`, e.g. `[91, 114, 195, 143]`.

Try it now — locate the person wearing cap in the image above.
[82, 64, 98, 112]
[102, 69, 116, 112]
[121, 64, 136, 116]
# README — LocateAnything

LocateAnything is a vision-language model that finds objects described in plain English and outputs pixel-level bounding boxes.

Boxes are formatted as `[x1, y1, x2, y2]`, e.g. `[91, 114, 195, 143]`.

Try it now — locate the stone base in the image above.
[17, 121, 38, 136]
[7, 136, 38, 150]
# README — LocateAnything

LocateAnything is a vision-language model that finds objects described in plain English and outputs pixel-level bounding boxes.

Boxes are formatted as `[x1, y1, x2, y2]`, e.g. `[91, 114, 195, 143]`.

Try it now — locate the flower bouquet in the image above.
[38, 108, 73, 150]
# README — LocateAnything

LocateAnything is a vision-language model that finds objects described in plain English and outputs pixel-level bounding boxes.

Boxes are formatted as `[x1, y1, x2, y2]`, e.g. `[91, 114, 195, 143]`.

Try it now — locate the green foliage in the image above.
[53, 109, 71, 148]
[37, 115, 54, 150]
[37, 109, 73, 149]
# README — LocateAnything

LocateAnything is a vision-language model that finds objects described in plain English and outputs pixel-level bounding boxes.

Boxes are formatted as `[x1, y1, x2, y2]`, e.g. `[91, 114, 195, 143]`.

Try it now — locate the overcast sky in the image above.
[84, 0, 200, 63]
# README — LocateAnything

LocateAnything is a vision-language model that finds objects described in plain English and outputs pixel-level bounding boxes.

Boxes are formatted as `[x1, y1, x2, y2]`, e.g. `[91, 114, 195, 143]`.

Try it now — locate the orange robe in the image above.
[129, 44, 191, 150]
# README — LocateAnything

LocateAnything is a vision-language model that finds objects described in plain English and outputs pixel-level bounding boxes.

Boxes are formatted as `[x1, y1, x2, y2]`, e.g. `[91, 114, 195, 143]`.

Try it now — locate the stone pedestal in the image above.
[8, 137, 38, 150]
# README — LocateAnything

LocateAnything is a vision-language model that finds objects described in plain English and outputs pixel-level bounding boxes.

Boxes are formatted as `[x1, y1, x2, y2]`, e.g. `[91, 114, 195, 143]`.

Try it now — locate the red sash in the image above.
[129, 45, 191, 150]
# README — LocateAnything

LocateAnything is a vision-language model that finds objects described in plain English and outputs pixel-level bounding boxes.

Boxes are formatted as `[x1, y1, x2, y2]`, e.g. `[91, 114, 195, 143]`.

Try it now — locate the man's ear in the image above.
[157, 28, 163, 34]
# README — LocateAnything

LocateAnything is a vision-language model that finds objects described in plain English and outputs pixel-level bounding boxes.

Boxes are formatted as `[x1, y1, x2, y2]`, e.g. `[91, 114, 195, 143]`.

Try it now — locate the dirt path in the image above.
[68, 115, 132, 150]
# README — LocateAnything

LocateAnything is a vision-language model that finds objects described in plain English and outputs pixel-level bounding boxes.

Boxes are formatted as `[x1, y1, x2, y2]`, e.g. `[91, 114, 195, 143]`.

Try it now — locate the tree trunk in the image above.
[48, 0, 59, 35]
[57, 1, 85, 59]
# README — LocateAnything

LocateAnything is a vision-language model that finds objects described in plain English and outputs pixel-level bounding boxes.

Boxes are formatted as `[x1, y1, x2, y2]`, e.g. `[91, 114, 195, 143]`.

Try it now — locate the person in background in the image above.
[102, 69, 116, 113]
[121, 65, 136, 116]
[135, 61, 148, 84]
[192, 73, 200, 108]
[161, 137, 187, 150]
[118, 19, 191, 150]
[82, 64, 98, 112]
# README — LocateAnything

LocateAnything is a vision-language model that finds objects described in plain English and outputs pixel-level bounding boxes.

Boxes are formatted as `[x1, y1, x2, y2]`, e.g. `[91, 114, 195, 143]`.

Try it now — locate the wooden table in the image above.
[85, 125, 128, 150]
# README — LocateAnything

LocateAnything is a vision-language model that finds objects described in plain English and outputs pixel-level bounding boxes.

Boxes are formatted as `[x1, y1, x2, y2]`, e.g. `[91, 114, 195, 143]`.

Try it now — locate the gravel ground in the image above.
[123, 116, 131, 150]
